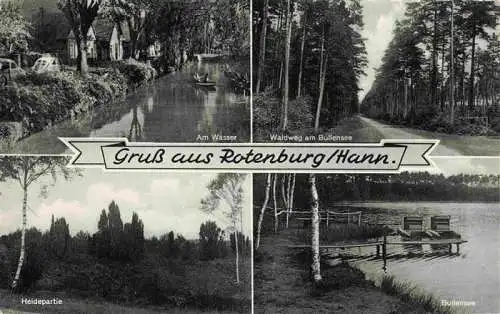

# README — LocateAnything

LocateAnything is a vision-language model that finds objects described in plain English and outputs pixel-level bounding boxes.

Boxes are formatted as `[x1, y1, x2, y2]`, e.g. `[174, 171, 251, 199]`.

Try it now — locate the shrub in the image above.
[0, 69, 130, 136]
[115, 59, 157, 86]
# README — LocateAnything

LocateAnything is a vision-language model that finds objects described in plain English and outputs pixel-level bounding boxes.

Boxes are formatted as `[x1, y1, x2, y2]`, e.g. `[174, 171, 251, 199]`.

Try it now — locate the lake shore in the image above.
[254, 225, 450, 314]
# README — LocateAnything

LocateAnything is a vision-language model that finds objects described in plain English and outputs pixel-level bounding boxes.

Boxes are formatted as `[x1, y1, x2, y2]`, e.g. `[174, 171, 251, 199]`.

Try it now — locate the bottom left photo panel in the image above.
[0, 156, 252, 314]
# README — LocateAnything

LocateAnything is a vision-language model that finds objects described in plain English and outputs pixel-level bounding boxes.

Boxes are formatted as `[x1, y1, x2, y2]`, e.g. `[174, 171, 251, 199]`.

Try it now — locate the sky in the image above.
[0, 165, 252, 239]
[431, 157, 500, 177]
[359, 0, 407, 101]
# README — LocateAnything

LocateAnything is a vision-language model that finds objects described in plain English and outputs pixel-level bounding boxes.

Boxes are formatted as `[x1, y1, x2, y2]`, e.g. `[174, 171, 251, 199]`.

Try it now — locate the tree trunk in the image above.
[309, 174, 321, 282]
[256, 174, 272, 249]
[469, 28, 477, 110]
[285, 174, 292, 228]
[256, 0, 269, 93]
[272, 173, 278, 233]
[431, 6, 438, 109]
[234, 228, 240, 284]
[314, 32, 327, 131]
[281, 174, 288, 212]
[281, 0, 292, 131]
[297, 15, 306, 97]
[12, 182, 28, 291]
[80, 38, 89, 75]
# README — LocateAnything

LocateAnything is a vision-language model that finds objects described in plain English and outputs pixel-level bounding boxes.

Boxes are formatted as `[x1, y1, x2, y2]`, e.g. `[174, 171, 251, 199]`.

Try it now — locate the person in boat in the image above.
[204, 73, 209, 82]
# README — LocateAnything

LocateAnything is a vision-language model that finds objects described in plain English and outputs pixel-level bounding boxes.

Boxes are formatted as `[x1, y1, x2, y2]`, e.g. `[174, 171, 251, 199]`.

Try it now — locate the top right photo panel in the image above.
[252, 0, 499, 156]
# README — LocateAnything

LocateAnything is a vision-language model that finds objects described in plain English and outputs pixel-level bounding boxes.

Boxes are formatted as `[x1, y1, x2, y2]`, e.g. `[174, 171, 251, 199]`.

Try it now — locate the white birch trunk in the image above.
[256, 174, 272, 249]
[12, 181, 28, 291]
[234, 228, 240, 284]
[272, 173, 278, 233]
[309, 174, 321, 282]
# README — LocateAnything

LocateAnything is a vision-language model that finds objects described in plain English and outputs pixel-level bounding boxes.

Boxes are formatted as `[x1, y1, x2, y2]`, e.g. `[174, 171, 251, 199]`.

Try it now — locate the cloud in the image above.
[86, 183, 141, 207]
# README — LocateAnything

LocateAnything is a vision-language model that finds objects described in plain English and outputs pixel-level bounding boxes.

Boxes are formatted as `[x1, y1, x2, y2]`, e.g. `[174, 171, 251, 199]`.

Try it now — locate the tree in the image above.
[198, 221, 226, 260]
[281, 0, 292, 130]
[255, 173, 271, 249]
[201, 174, 247, 284]
[0, 156, 78, 292]
[124, 212, 145, 260]
[49, 217, 71, 259]
[107, 0, 149, 59]
[0, 2, 31, 55]
[255, 0, 269, 93]
[58, 0, 103, 75]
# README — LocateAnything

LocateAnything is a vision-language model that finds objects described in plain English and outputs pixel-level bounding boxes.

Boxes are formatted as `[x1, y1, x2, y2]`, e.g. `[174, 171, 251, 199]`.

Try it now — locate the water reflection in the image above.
[327, 202, 500, 314]
[13, 61, 250, 154]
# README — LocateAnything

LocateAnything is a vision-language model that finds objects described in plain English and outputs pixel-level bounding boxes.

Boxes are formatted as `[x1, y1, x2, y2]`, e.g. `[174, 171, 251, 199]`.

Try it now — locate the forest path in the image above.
[358, 116, 500, 156]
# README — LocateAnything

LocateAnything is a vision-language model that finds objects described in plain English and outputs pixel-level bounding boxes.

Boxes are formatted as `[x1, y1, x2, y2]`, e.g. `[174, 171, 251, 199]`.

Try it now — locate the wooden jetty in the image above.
[287, 237, 468, 254]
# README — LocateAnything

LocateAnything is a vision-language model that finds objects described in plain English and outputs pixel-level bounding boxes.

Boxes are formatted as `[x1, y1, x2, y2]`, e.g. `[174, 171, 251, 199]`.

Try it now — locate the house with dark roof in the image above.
[64, 18, 131, 63]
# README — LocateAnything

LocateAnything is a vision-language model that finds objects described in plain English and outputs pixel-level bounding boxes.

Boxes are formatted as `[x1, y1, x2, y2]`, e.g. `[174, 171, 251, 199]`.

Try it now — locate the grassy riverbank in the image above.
[0, 59, 157, 145]
[254, 216, 452, 314]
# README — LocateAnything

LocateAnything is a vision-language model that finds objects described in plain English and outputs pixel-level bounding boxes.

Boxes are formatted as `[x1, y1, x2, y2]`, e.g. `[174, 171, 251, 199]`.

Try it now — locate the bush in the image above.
[0, 69, 129, 135]
[115, 59, 157, 86]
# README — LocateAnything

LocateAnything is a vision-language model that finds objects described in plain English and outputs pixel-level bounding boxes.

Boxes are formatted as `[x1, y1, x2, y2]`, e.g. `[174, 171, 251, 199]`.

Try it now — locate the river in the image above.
[11, 61, 250, 154]
[326, 202, 499, 314]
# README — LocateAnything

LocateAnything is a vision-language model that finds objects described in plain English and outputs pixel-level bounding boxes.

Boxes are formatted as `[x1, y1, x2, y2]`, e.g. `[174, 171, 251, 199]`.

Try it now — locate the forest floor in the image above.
[358, 116, 500, 156]
[253, 224, 439, 314]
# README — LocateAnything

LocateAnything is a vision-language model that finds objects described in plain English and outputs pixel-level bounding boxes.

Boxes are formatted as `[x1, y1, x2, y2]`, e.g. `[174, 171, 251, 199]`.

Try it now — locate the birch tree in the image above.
[0, 156, 78, 292]
[309, 173, 321, 282]
[255, 173, 271, 249]
[201, 173, 247, 284]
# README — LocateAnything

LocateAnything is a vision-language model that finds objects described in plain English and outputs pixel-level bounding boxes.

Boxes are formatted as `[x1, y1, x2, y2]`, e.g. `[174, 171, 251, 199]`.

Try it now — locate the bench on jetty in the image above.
[398, 216, 424, 237]
[426, 215, 451, 238]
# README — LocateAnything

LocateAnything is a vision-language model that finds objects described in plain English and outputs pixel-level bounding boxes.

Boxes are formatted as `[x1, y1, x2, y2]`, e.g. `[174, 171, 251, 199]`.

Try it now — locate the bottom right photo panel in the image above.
[253, 158, 499, 314]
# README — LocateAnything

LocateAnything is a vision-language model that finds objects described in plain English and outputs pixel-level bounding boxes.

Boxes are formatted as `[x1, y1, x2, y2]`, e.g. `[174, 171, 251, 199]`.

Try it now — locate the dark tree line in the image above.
[253, 0, 367, 136]
[254, 172, 500, 210]
[0, 200, 250, 296]
[361, 0, 499, 135]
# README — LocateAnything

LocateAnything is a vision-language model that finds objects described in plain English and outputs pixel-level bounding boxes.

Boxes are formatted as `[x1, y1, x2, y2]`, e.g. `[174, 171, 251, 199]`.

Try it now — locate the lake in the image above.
[327, 202, 500, 314]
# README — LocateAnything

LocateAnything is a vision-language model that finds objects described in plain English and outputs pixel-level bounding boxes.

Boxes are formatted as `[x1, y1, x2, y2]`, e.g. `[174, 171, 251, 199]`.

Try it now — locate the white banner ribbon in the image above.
[60, 138, 438, 173]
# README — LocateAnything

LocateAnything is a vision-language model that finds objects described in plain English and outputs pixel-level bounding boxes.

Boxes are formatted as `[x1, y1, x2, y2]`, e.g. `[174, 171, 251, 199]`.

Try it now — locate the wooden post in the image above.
[382, 236, 387, 273]
[358, 213, 361, 226]
[382, 236, 387, 260]
[326, 212, 329, 228]
[456, 243, 460, 254]
[448, 243, 452, 254]
[376, 245, 380, 257]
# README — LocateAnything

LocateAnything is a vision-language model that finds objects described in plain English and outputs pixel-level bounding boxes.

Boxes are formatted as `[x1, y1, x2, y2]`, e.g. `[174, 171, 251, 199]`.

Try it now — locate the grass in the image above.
[253, 215, 443, 313]
[379, 276, 453, 314]
[0, 290, 231, 314]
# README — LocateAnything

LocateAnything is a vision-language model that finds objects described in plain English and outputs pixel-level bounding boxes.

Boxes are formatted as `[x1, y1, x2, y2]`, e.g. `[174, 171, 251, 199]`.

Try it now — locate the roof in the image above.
[93, 18, 116, 41]
[119, 21, 131, 42]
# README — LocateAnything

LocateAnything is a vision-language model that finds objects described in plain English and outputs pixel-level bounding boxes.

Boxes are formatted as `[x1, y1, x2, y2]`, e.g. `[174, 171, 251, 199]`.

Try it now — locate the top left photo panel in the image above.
[0, 0, 251, 154]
